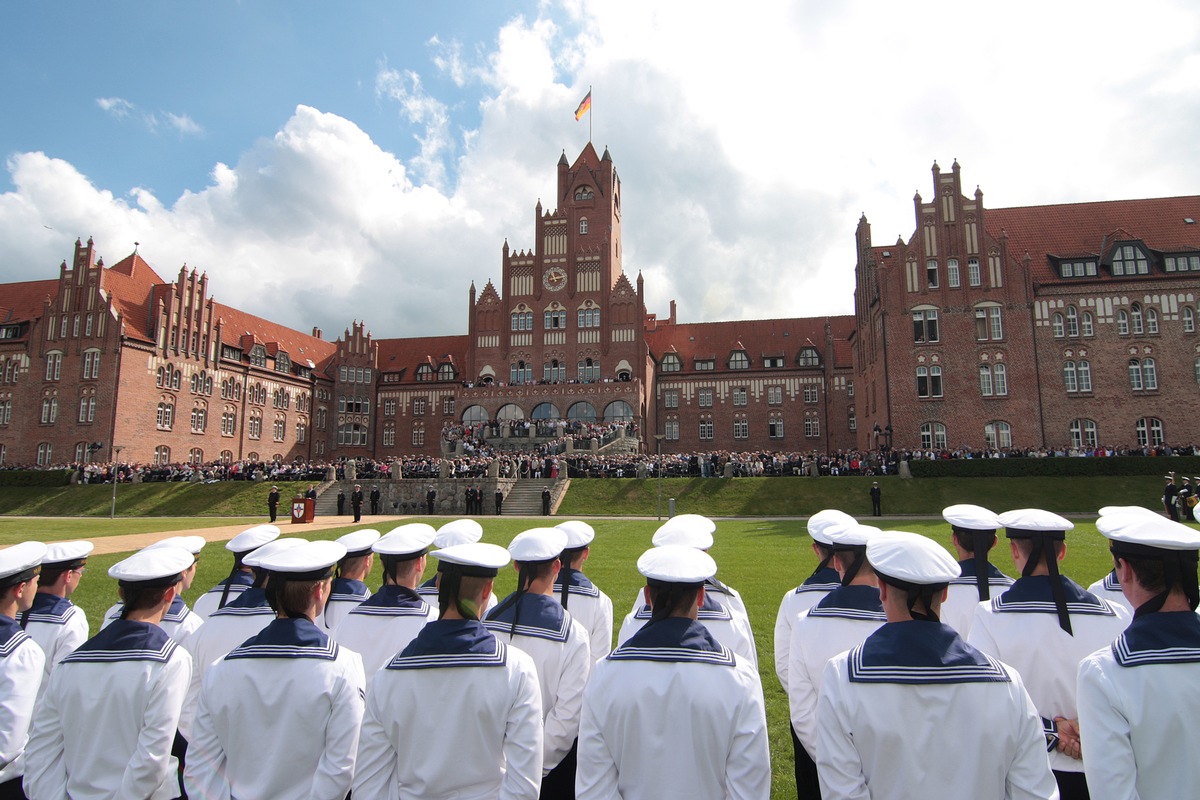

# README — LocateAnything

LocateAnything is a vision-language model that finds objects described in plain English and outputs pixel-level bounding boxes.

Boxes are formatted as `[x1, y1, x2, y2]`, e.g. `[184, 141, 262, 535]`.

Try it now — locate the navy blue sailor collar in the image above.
[484, 592, 570, 642]
[211, 587, 273, 616]
[22, 592, 75, 625]
[226, 617, 338, 661]
[809, 584, 886, 621]
[1102, 570, 1121, 592]
[633, 590, 732, 622]
[952, 559, 1013, 586]
[329, 577, 370, 601]
[214, 571, 256, 589]
[107, 594, 190, 625]
[1112, 611, 1200, 667]
[0, 614, 31, 658]
[849, 620, 1010, 684]
[63, 619, 176, 664]
[555, 568, 598, 594]
[609, 616, 735, 666]
[796, 566, 841, 593]
[416, 576, 438, 597]
[388, 618, 506, 670]
[351, 585, 429, 616]
[992, 575, 1116, 616]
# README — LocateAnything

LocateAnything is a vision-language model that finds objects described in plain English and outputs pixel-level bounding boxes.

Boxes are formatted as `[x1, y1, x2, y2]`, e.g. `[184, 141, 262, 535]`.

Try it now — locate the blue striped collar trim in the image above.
[992, 576, 1116, 617]
[23, 593, 76, 625]
[849, 622, 1011, 685]
[63, 620, 177, 664]
[328, 578, 370, 603]
[388, 620, 506, 670]
[555, 569, 598, 595]
[415, 577, 438, 598]
[950, 576, 1014, 587]
[0, 617, 30, 658]
[1112, 612, 1200, 667]
[210, 604, 274, 618]
[633, 593, 732, 622]
[609, 618, 735, 666]
[794, 581, 840, 594]
[206, 572, 255, 592]
[225, 618, 338, 661]
[106, 596, 191, 625]
[1103, 571, 1121, 592]
[485, 594, 571, 642]
[809, 585, 886, 621]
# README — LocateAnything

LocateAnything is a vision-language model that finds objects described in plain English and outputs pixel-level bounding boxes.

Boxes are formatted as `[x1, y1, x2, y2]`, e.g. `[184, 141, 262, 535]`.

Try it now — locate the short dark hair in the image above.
[953, 530, 996, 554]
[267, 578, 325, 618]
[646, 581, 702, 622]
[120, 584, 175, 615]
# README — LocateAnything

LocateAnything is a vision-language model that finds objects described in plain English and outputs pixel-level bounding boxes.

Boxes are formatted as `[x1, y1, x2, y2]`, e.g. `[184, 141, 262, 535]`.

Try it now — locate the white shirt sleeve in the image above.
[1077, 653, 1138, 800]
[310, 652, 366, 800]
[575, 673, 621, 800]
[815, 658, 872, 800]
[351, 677, 401, 800]
[725, 665, 772, 800]
[787, 618, 819, 755]
[0, 641, 44, 776]
[773, 591, 793, 689]
[591, 594, 614, 663]
[501, 654, 544, 800]
[23, 670, 68, 800]
[119, 650, 191, 800]
[543, 627, 591, 772]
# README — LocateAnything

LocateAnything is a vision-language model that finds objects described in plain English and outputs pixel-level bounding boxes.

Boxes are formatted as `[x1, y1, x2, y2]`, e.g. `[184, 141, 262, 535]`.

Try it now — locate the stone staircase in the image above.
[501, 478, 566, 516]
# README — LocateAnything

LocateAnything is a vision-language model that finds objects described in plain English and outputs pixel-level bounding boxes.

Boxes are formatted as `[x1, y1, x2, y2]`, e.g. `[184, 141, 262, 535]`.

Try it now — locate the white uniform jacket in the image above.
[968, 575, 1131, 775]
[0, 615, 45, 788]
[818, 621, 1058, 800]
[184, 617, 366, 800]
[942, 559, 1014, 638]
[485, 592, 591, 773]
[553, 568, 614, 662]
[321, 576, 371, 635]
[629, 577, 751, 630]
[20, 593, 87, 694]
[335, 584, 436, 681]
[191, 570, 255, 621]
[417, 576, 499, 614]
[1078, 611, 1200, 800]
[178, 587, 276, 740]
[577, 616, 771, 800]
[787, 584, 886, 757]
[1086, 571, 1134, 615]
[773, 565, 840, 688]
[619, 589, 758, 669]
[100, 595, 203, 643]
[25, 619, 191, 800]
[354, 618, 544, 800]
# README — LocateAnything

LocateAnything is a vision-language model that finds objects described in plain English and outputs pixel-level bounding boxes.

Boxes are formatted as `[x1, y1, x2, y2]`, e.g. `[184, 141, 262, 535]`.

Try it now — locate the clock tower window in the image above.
[579, 218, 588, 234]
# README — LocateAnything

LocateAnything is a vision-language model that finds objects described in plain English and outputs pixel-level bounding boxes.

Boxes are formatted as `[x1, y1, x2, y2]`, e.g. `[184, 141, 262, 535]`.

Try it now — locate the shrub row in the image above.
[0, 470, 75, 487]
[908, 456, 1200, 479]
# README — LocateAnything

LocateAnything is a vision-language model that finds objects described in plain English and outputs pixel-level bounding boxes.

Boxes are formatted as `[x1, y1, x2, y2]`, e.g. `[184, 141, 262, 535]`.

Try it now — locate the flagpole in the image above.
[589, 85, 593, 142]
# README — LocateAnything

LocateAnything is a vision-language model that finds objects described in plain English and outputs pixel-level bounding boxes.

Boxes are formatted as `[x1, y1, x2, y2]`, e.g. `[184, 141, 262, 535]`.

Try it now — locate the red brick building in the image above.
[1, 148, 1196, 466]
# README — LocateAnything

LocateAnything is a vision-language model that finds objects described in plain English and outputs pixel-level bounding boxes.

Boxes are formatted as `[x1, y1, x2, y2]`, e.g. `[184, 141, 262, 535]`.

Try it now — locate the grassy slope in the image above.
[0, 481, 274, 518]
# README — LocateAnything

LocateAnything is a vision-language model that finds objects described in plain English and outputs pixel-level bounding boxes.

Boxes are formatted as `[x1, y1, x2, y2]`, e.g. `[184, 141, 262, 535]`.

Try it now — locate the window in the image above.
[912, 309, 939, 343]
[733, 418, 749, 439]
[221, 409, 237, 436]
[382, 423, 395, 448]
[578, 307, 600, 328]
[1131, 304, 1145, 335]
[338, 423, 367, 447]
[544, 310, 567, 329]
[698, 388, 713, 408]
[769, 416, 784, 438]
[1166, 255, 1200, 272]
[36, 443, 52, 466]
[578, 358, 600, 382]
[664, 390, 680, 409]
[979, 364, 1006, 396]
[1143, 357, 1158, 390]
[248, 409, 262, 439]
[798, 348, 820, 367]
[804, 416, 820, 438]
[272, 415, 285, 441]
[1128, 359, 1143, 391]
[1117, 309, 1130, 336]
[665, 419, 680, 440]
[82, 351, 101, 379]
[975, 305, 1003, 340]
[728, 351, 750, 370]
[249, 346, 267, 368]
[660, 353, 681, 372]
[189, 448, 203, 465]
[437, 363, 455, 381]
[947, 258, 960, 288]
[926, 259, 939, 289]
[1052, 313, 1065, 338]
[698, 419, 713, 440]
[157, 402, 174, 430]
[443, 397, 455, 416]
[153, 446, 170, 465]
[509, 361, 532, 385]
[1136, 417, 1164, 447]
[1070, 419, 1098, 449]
[296, 419, 306, 443]
[510, 311, 533, 331]
[694, 359, 714, 371]
[45, 352, 62, 381]
[729, 387, 747, 407]
[1063, 361, 1078, 393]
[1195, 356, 1200, 385]
[920, 422, 947, 450]
[1077, 360, 1092, 392]
[544, 360, 566, 383]
[1112, 244, 1149, 276]
[803, 385, 819, 404]
[40, 398, 57, 424]
[984, 421, 1012, 449]
[1184, 307, 1196, 333]
[579, 218, 588, 234]
[1146, 307, 1159, 335]
[967, 258, 981, 287]
[413, 398, 427, 416]
[191, 404, 208, 433]
[1081, 311, 1094, 337]
[763, 356, 784, 368]
[416, 364, 435, 382]
[0, 399, 11, 425]
[1066, 307, 1079, 337]
[917, 366, 943, 398]
[767, 386, 783, 405]
[1059, 260, 1098, 278]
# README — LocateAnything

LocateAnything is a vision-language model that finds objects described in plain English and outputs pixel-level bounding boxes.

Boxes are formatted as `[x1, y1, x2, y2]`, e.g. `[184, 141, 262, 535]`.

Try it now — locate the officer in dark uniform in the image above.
[426, 486, 437, 515]
[495, 487, 504, 516]
[542, 487, 552, 516]
[351, 484, 364, 523]
[267, 486, 280, 523]
[337, 489, 346, 516]
[370, 485, 382, 515]
[1164, 474, 1181, 521]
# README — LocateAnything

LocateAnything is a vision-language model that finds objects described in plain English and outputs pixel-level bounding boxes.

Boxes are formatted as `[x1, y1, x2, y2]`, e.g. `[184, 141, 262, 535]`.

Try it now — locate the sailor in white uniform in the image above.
[354, 542, 544, 800]
[787, 524, 887, 797]
[968, 508, 1131, 800]
[185, 540, 366, 800]
[191, 524, 279, 620]
[577, 545, 770, 800]
[100, 535, 206, 642]
[1077, 512, 1200, 800]
[19, 541, 91, 694]
[486, 527, 591, 799]
[553, 520, 614, 662]
[817, 531, 1058, 800]
[0, 542, 47, 800]
[1085, 507, 1162, 616]
[25, 546, 194, 800]
[320, 528, 380, 634]
[941, 504, 1014, 637]
[773, 508, 854, 799]
[178, 537, 305, 740]
[416, 519, 500, 614]
[336, 523, 438, 681]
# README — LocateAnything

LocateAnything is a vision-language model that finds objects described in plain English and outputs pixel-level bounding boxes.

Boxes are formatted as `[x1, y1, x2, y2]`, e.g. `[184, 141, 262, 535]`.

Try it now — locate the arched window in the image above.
[579, 217, 588, 234]
[1136, 417, 1164, 447]
[984, 421, 1012, 449]
[1117, 309, 1130, 336]
[1131, 303, 1145, 335]
[1081, 311, 1095, 337]
[1063, 361, 1078, 393]
[1069, 419, 1098, 448]
[1184, 306, 1196, 334]
[566, 402, 597, 422]
[36, 442, 52, 466]
[461, 405, 488, 424]
[578, 358, 600, 382]
[220, 450, 233, 463]
[947, 258, 960, 287]
[497, 404, 525, 421]
[412, 422, 425, 447]
[1077, 360, 1092, 392]
[1146, 307, 1159, 335]
[532, 403, 560, 420]
[510, 361, 533, 385]
[1128, 359, 1143, 391]
[604, 400, 633, 421]
[189, 448, 203, 465]
[543, 360, 566, 383]
[920, 422, 947, 450]
[153, 445, 171, 465]
[190, 402, 207, 433]
[1052, 313, 1065, 338]
[917, 366, 942, 398]
[1066, 307, 1079, 337]
[1142, 357, 1157, 390]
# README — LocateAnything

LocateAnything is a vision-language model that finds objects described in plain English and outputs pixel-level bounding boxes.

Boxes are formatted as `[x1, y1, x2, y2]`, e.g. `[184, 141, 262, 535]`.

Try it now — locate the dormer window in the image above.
[798, 347, 821, 367]
[249, 346, 267, 368]
[694, 359, 715, 371]
[1058, 260, 1098, 278]
[1111, 244, 1149, 276]
[728, 351, 750, 370]
[1165, 254, 1200, 272]
[763, 356, 784, 368]
[275, 353, 291, 373]
[415, 364, 434, 382]
[438, 363, 456, 381]
[660, 353, 681, 373]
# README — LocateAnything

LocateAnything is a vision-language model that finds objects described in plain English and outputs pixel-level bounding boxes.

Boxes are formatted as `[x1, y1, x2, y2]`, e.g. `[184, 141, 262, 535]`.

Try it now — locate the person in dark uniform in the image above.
[267, 486, 280, 523]
[1180, 477, 1196, 523]
[495, 488, 504, 516]
[426, 486, 437, 515]
[474, 486, 483, 515]
[304, 484, 317, 501]
[351, 484, 364, 523]
[542, 487, 552, 516]
[870, 481, 882, 517]
[465, 486, 475, 516]
[1164, 474, 1180, 522]
[370, 485, 381, 515]
[336, 489, 346, 516]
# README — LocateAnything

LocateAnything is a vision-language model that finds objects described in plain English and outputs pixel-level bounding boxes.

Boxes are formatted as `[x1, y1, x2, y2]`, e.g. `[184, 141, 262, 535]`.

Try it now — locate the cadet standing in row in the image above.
[320, 528, 379, 633]
[20, 541, 92, 696]
[940, 504, 1014, 636]
[192, 524, 279, 619]
[552, 521, 614, 662]
[0, 542, 47, 800]
[100, 535, 205, 642]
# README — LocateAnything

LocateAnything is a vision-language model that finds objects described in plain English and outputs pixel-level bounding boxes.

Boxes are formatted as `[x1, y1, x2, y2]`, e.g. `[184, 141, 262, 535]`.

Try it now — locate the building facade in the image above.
[0, 147, 1196, 466]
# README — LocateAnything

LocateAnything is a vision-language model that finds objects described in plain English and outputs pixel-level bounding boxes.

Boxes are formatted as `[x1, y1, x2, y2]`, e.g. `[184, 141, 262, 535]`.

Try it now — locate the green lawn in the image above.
[55, 514, 1143, 800]
[0, 517, 261, 546]
[0, 481, 275, 517]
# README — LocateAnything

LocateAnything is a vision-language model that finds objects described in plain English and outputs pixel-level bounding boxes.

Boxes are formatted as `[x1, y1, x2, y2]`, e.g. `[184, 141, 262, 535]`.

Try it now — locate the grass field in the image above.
[49, 512, 1154, 800]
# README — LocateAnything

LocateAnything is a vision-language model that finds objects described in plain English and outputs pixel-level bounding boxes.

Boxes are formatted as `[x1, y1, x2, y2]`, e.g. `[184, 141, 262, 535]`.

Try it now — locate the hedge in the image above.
[907, 456, 1200, 479]
[0, 470, 75, 487]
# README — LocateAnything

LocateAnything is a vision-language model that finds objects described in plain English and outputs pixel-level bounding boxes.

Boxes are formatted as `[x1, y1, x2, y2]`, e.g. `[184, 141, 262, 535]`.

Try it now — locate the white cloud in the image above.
[95, 97, 203, 137]
[375, 65, 454, 190]
[164, 112, 203, 137]
[96, 97, 134, 118]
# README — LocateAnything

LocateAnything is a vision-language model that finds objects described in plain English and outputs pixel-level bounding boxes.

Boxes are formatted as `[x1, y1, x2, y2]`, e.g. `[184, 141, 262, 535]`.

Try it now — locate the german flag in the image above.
[574, 90, 592, 121]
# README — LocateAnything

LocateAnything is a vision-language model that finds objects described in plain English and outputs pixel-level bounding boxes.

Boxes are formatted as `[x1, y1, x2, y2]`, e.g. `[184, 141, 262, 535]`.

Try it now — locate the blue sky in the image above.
[2, 2, 1198, 339]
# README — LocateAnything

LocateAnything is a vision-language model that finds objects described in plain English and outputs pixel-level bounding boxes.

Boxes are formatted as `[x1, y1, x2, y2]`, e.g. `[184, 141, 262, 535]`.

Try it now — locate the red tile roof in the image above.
[211, 303, 338, 372]
[0, 279, 57, 325]
[101, 253, 167, 342]
[646, 316, 855, 372]
[376, 334, 469, 383]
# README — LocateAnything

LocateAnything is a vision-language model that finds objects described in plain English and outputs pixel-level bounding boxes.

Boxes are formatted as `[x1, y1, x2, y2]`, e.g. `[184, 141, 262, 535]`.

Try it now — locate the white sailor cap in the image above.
[374, 524, 437, 558]
[144, 535, 206, 556]
[242, 537, 307, 569]
[508, 528, 568, 563]
[1098, 506, 1161, 519]
[336, 529, 382, 558]
[434, 519, 484, 548]
[431, 542, 510, 577]
[943, 504, 1001, 531]
[256, 540, 346, 578]
[1096, 514, 1200, 552]
[826, 523, 883, 549]
[868, 531, 961, 586]
[652, 514, 716, 549]
[807, 509, 857, 546]
[226, 524, 281, 554]
[0, 542, 47, 588]
[998, 508, 1074, 539]
[555, 520, 596, 549]
[42, 540, 93, 568]
[108, 546, 194, 587]
[638, 545, 718, 584]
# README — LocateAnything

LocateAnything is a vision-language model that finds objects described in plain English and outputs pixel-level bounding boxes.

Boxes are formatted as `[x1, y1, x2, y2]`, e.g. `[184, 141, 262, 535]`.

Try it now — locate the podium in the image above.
[291, 498, 315, 524]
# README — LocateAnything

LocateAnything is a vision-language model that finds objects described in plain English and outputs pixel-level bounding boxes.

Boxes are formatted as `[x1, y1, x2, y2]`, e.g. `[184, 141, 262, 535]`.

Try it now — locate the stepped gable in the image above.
[212, 302, 337, 371]
[101, 251, 169, 343]
[611, 272, 636, 299]
[475, 280, 501, 306]
[984, 195, 1200, 285]
[645, 315, 854, 372]
[375, 334, 469, 383]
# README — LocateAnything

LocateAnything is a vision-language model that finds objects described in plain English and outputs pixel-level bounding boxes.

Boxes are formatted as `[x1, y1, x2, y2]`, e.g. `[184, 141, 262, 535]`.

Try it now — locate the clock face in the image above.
[543, 267, 567, 291]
